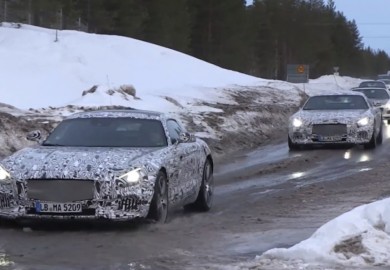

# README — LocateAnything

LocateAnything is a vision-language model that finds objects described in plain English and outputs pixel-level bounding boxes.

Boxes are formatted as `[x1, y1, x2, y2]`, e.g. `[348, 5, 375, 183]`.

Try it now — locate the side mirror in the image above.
[26, 130, 42, 142]
[178, 132, 196, 144]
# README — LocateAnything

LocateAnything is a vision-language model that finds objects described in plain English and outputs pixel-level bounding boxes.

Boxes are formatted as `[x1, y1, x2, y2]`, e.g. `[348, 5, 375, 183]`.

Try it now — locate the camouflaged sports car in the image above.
[352, 87, 390, 122]
[288, 92, 383, 150]
[0, 110, 214, 223]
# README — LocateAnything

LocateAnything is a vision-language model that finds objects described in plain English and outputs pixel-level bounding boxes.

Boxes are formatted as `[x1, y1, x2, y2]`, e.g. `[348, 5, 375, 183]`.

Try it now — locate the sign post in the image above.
[333, 66, 339, 76]
[286, 64, 309, 83]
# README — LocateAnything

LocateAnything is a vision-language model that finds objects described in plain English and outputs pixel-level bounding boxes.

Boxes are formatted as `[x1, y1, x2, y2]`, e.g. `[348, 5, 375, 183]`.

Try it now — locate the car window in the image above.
[353, 88, 390, 100]
[379, 79, 390, 85]
[166, 119, 183, 144]
[303, 95, 369, 110]
[42, 117, 168, 147]
[359, 81, 386, 88]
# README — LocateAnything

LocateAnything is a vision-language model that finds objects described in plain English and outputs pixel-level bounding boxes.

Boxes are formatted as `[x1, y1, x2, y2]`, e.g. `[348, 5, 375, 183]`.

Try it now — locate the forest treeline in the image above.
[2, 0, 390, 79]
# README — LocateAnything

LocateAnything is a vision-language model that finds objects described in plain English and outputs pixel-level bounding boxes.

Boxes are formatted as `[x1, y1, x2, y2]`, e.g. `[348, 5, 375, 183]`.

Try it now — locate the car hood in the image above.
[368, 99, 388, 106]
[1, 146, 164, 181]
[294, 109, 368, 124]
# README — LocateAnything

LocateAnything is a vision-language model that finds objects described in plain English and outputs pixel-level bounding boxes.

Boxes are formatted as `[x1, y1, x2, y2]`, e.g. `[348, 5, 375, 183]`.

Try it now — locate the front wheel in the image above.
[147, 171, 169, 223]
[364, 128, 377, 149]
[288, 135, 300, 151]
[377, 124, 383, 145]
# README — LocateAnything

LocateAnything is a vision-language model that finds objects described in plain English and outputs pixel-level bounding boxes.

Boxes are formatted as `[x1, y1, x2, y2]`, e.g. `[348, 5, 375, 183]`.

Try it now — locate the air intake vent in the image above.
[27, 179, 94, 202]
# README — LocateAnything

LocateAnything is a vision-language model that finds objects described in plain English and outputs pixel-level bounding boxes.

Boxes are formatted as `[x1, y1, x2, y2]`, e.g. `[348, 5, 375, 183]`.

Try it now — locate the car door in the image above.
[166, 119, 198, 203]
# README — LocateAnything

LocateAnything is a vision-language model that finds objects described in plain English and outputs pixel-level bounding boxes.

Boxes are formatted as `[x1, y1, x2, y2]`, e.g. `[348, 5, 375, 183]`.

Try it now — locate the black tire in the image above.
[377, 124, 383, 145]
[147, 171, 169, 223]
[189, 159, 214, 211]
[288, 136, 300, 151]
[364, 128, 377, 149]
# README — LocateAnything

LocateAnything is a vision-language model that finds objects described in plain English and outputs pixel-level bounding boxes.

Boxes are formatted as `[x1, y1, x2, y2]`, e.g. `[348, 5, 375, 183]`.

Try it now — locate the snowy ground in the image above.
[202, 197, 390, 270]
[1, 23, 384, 270]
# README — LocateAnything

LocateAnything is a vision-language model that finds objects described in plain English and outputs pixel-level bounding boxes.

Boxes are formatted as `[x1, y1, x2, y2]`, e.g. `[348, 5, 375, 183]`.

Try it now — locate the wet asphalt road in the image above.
[2, 123, 390, 270]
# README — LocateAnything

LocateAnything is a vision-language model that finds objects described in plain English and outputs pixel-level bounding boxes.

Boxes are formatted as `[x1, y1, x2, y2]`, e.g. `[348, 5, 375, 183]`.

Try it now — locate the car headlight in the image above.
[0, 166, 11, 183]
[357, 117, 369, 127]
[118, 168, 142, 185]
[292, 118, 303, 128]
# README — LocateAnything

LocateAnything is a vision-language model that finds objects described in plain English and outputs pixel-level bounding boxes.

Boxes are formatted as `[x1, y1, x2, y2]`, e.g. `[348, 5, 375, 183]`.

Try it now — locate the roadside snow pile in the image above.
[259, 198, 390, 266]
[310, 75, 363, 89]
[300, 75, 363, 96]
[249, 197, 390, 269]
[0, 82, 303, 158]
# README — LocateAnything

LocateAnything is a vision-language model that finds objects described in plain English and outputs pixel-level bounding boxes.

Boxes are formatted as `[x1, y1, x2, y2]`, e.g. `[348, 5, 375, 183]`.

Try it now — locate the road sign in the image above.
[286, 64, 309, 83]
[297, 65, 305, 74]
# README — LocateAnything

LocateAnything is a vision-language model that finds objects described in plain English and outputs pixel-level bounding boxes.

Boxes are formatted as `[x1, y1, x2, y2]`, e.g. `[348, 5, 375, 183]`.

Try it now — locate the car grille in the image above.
[27, 179, 94, 202]
[312, 124, 347, 136]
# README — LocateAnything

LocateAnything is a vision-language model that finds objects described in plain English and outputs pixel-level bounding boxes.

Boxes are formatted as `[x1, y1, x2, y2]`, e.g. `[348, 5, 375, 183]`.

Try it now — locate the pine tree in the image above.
[2, 0, 390, 78]
[143, 0, 191, 52]
[188, 0, 250, 72]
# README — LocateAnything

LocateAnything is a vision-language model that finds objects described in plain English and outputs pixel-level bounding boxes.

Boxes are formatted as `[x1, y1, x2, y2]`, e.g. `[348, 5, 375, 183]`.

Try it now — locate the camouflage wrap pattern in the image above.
[288, 109, 380, 145]
[0, 110, 212, 220]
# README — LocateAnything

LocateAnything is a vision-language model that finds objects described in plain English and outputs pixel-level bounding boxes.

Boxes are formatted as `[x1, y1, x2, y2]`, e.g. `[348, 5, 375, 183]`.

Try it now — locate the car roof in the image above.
[66, 109, 165, 120]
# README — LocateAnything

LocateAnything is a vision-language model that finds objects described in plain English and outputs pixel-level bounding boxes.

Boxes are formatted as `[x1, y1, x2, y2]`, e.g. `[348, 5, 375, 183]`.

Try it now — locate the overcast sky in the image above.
[334, 0, 390, 54]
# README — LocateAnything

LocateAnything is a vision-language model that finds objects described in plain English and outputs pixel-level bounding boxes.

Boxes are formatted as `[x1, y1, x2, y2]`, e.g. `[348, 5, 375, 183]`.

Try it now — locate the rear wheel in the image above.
[185, 159, 214, 211]
[147, 171, 169, 223]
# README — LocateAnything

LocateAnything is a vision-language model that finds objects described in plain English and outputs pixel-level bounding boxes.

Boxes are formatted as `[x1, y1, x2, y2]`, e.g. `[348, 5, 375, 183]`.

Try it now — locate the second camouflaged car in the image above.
[288, 92, 383, 150]
[0, 109, 214, 223]
[352, 87, 390, 123]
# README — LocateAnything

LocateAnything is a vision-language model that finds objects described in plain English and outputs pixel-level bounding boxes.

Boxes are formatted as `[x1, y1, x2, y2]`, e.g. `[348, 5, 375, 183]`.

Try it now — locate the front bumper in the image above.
[0, 205, 150, 221]
[0, 179, 154, 221]
[289, 123, 374, 145]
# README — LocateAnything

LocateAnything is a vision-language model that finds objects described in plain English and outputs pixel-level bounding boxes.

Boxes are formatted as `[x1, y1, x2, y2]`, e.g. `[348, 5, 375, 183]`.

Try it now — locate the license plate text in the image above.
[35, 202, 82, 213]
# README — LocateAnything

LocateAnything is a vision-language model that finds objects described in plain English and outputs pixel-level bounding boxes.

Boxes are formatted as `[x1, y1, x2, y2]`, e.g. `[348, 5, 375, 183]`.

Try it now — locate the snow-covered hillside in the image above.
[0, 23, 266, 110]
[0, 23, 362, 158]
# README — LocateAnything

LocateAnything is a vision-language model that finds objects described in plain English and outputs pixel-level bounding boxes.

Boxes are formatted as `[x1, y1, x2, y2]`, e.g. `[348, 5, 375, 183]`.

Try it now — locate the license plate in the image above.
[319, 136, 342, 142]
[35, 202, 82, 213]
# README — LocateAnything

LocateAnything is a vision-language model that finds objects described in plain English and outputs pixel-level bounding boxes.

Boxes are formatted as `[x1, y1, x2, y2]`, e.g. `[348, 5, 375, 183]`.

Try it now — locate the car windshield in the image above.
[359, 81, 386, 88]
[303, 95, 369, 110]
[353, 88, 390, 100]
[379, 79, 390, 85]
[42, 117, 168, 147]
